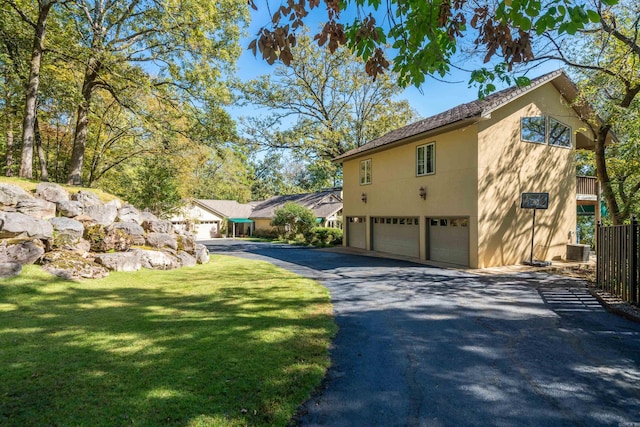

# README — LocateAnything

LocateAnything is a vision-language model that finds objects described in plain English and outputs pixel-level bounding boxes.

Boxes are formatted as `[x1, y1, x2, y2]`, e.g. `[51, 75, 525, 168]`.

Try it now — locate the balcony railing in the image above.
[577, 176, 598, 200]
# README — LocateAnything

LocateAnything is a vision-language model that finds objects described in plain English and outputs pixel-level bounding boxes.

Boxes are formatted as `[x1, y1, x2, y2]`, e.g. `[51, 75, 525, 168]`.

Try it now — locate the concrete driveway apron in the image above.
[206, 240, 640, 427]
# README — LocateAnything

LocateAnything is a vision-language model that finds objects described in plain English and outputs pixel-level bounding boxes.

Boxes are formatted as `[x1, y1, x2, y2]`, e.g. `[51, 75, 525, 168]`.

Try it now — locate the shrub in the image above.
[308, 227, 343, 246]
[253, 228, 280, 240]
[271, 203, 317, 239]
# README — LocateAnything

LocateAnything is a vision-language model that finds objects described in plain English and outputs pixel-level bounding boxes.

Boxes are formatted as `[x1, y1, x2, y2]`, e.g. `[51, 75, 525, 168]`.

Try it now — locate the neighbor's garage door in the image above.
[347, 216, 367, 249]
[428, 217, 469, 266]
[372, 217, 420, 258]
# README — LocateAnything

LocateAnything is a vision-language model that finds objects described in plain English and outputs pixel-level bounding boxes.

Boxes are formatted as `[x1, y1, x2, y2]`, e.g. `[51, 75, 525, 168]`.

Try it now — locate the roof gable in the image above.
[333, 70, 586, 162]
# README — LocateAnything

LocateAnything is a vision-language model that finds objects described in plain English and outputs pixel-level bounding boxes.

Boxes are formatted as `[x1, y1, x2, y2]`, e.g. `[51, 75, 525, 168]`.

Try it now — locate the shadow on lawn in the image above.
[0, 265, 334, 426]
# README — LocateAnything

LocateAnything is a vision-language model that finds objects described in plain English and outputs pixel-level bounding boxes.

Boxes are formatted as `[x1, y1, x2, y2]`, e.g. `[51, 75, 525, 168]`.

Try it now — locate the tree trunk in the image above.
[19, 1, 53, 179]
[595, 124, 622, 225]
[34, 115, 48, 181]
[5, 110, 15, 177]
[67, 56, 100, 186]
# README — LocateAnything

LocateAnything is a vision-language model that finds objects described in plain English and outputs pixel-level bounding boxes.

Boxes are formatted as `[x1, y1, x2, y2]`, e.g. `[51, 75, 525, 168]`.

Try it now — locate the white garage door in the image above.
[347, 217, 367, 249]
[372, 217, 420, 258]
[428, 217, 469, 266]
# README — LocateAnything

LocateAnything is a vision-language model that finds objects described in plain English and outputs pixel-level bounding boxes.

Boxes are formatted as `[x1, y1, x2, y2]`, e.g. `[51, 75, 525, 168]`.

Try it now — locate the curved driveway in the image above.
[206, 240, 640, 427]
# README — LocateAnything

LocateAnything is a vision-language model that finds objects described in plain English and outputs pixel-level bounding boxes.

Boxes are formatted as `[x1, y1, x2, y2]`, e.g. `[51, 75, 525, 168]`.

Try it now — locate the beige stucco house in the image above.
[334, 70, 608, 268]
[171, 190, 343, 240]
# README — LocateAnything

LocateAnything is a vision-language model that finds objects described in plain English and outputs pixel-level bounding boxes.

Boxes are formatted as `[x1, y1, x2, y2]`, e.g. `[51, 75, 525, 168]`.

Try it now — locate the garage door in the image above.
[372, 217, 420, 258]
[428, 217, 469, 266]
[347, 216, 367, 249]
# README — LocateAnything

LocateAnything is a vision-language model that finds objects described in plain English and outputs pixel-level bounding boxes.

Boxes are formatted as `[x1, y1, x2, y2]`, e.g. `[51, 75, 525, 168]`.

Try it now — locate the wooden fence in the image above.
[596, 219, 640, 306]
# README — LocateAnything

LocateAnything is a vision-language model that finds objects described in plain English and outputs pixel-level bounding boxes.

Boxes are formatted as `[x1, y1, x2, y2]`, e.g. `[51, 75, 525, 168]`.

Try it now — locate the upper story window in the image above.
[548, 118, 571, 148]
[417, 142, 435, 176]
[360, 158, 372, 185]
[521, 117, 546, 144]
[521, 116, 572, 148]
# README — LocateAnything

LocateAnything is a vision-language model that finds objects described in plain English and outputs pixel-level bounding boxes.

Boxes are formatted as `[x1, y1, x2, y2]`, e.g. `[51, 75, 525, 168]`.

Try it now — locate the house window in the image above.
[521, 116, 572, 148]
[360, 159, 372, 185]
[548, 117, 571, 148]
[417, 143, 435, 176]
[521, 117, 546, 144]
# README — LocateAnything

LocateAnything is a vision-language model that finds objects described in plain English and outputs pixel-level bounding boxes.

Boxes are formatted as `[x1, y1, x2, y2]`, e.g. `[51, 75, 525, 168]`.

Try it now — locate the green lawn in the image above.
[0, 256, 336, 426]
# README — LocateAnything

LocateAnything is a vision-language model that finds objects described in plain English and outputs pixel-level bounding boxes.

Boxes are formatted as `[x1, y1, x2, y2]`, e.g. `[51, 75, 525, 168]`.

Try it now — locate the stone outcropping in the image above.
[0, 182, 209, 279]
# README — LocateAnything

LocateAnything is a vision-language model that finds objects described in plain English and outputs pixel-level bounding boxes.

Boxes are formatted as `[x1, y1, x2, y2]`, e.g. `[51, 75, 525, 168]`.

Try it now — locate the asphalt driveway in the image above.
[205, 240, 640, 427]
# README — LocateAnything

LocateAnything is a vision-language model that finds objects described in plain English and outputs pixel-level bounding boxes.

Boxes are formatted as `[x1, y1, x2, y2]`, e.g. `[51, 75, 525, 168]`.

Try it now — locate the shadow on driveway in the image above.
[205, 240, 640, 426]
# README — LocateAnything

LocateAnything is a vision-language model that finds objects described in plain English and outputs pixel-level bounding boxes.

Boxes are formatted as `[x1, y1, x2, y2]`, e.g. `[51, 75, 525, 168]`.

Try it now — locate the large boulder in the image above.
[0, 262, 22, 278]
[94, 252, 141, 272]
[0, 239, 45, 265]
[50, 217, 85, 249]
[0, 212, 53, 240]
[0, 184, 33, 207]
[176, 251, 197, 267]
[134, 249, 178, 270]
[108, 222, 145, 246]
[139, 210, 159, 223]
[71, 190, 102, 208]
[35, 182, 69, 204]
[40, 250, 109, 280]
[57, 200, 84, 217]
[84, 224, 132, 252]
[176, 233, 196, 253]
[117, 204, 143, 224]
[194, 244, 209, 264]
[84, 203, 118, 226]
[142, 219, 173, 234]
[16, 198, 56, 219]
[145, 232, 178, 250]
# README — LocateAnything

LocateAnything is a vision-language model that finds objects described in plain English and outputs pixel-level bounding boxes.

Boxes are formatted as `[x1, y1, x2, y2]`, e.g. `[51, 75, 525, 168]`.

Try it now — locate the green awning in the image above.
[577, 205, 595, 216]
[316, 218, 323, 223]
[228, 218, 253, 223]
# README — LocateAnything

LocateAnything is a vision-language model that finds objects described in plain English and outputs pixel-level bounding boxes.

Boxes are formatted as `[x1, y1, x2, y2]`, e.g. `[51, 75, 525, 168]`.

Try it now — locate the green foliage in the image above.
[253, 228, 281, 240]
[271, 202, 317, 239]
[125, 155, 182, 218]
[0, 257, 335, 426]
[307, 227, 343, 246]
[250, 0, 616, 88]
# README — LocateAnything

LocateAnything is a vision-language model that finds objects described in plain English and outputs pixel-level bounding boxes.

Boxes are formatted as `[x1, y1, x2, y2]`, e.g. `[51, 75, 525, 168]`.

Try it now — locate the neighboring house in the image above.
[171, 190, 343, 240]
[334, 70, 611, 269]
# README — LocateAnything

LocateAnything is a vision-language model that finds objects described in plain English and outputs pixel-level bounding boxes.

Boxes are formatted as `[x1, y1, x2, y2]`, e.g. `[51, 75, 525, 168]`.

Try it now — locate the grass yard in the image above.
[0, 256, 336, 426]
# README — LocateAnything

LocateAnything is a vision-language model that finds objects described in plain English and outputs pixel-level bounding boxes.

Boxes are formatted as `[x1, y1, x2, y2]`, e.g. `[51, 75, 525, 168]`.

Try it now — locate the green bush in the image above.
[253, 228, 280, 240]
[308, 227, 343, 246]
[271, 202, 317, 239]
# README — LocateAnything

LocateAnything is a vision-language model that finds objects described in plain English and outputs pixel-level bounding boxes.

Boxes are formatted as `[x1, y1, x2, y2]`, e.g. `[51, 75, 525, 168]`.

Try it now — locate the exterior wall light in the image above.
[419, 187, 427, 200]
[361, 193, 367, 203]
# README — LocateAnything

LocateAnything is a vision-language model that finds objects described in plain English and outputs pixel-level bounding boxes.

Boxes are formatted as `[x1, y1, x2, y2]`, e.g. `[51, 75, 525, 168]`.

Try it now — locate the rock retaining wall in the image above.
[0, 182, 208, 279]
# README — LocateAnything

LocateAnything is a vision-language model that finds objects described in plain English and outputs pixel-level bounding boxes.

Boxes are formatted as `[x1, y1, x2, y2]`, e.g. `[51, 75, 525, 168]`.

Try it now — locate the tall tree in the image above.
[242, 34, 417, 185]
[64, 0, 248, 185]
[2, 0, 59, 179]
[531, 0, 639, 223]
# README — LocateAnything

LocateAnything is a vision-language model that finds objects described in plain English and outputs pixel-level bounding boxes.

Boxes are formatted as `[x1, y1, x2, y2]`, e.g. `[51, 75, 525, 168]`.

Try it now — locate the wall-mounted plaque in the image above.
[521, 192, 549, 209]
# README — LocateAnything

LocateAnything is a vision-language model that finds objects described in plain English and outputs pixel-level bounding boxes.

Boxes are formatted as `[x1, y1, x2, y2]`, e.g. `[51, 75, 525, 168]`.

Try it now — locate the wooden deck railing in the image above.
[577, 176, 597, 196]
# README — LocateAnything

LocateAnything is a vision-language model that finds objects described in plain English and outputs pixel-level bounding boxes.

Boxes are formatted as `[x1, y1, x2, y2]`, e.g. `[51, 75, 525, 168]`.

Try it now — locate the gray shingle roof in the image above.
[250, 190, 343, 219]
[334, 69, 570, 162]
[195, 189, 343, 220]
[195, 200, 256, 218]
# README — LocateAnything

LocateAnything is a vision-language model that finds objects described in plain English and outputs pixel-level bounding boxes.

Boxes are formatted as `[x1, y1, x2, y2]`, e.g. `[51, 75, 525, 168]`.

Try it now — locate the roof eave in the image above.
[333, 115, 484, 164]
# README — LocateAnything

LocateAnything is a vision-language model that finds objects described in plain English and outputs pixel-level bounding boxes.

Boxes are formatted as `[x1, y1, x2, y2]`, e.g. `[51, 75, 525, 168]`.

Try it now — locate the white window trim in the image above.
[416, 142, 435, 176]
[360, 158, 372, 185]
[520, 116, 547, 145]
